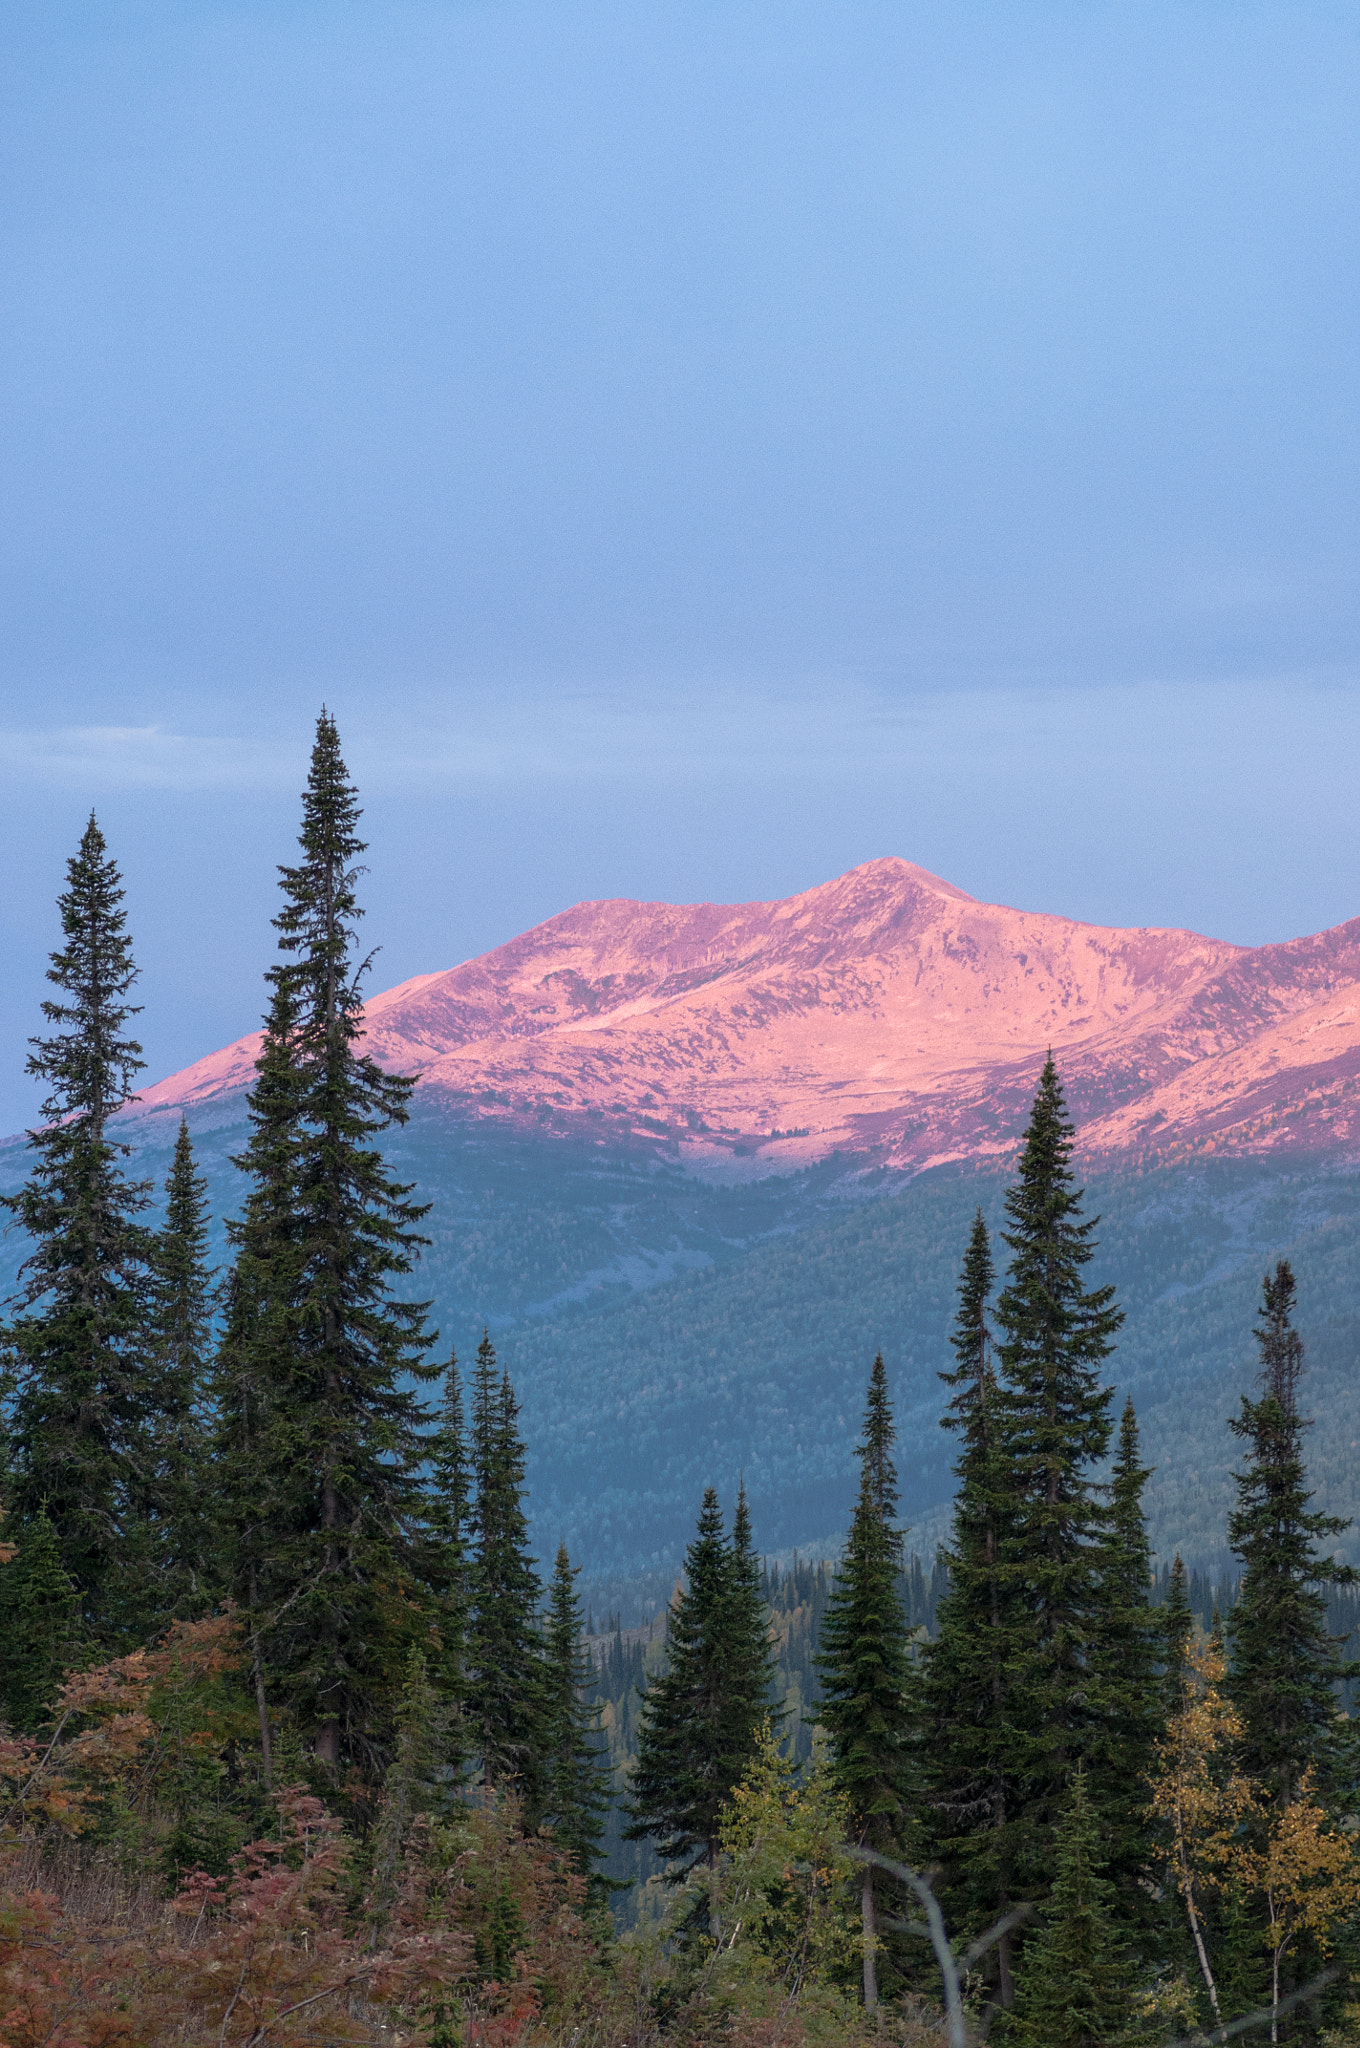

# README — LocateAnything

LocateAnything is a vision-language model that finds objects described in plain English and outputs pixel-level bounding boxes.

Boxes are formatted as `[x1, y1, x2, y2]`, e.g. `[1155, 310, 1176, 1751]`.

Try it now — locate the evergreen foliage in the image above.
[992, 1057, 1124, 1894]
[214, 713, 438, 1772]
[467, 1332, 543, 1796]
[1227, 1259, 1355, 1808]
[1089, 1398, 1163, 1945]
[921, 1210, 1022, 2002]
[724, 1480, 782, 1769]
[814, 1355, 914, 2007]
[423, 1347, 471, 1778]
[2, 816, 161, 1639]
[0, 1507, 84, 1731]
[146, 1118, 214, 1614]
[626, 1485, 770, 1876]
[211, 974, 305, 1775]
[1004, 1765, 1147, 2048]
[1160, 1555, 1195, 1719]
[540, 1543, 612, 1899]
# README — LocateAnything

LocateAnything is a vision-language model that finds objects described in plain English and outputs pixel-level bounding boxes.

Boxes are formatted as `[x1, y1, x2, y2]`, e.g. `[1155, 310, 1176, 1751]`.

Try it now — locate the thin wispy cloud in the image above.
[1, 670, 1355, 801]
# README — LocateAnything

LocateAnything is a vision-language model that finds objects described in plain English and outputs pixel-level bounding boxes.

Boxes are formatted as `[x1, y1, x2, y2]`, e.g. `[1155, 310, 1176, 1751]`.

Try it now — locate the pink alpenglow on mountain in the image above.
[132, 858, 1360, 1168]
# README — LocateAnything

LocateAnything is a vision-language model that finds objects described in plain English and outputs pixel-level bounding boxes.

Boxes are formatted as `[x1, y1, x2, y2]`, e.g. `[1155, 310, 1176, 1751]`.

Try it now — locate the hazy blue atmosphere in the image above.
[1, 1, 1356, 1129]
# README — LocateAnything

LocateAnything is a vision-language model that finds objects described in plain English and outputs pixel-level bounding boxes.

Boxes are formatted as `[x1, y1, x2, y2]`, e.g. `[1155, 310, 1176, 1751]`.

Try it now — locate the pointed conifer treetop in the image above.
[420, 1346, 471, 1775]
[996, 1056, 1123, 1521]
[157, 1121, 215, 1374]
[467, 1332, 543, 1794]
[144, 1118, 215, 1614]
[540, 1542, 612, 1896]
[942, 1208, 996, 1437]
[215, 713, 438, 1772]
[427, 1347, 470, 1587]
[861, 1355, 902, 1560]
[1227, 1259, 1355, 1806]
[1088, 1396, 1163, 1955]
[921, 1207, 1024, 2003]
[815, 1358, 914, 1852]
[3, 815, 161, 1634]
[27, 813, 145, 1124]
[626, 1484, 760, 1875]
[1161, 1555, 1194, 1720]
[1005, 1764, 1142, 2048]
[982, 1059, 1125, 1913]
[723, 1479, 782, 1758]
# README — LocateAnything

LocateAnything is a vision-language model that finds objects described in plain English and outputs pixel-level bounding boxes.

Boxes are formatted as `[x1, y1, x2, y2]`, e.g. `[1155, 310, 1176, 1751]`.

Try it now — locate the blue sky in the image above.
[0, 1, 1356, 1126]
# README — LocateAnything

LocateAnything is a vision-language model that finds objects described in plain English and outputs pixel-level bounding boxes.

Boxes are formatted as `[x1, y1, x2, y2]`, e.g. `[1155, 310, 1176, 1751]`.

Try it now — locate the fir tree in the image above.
[921, 1211, 1023, 2007]
[626, 1485, 766, 1878]
[145, 1119, 214, 1614]
[992, 1058, 1123, 1897]
[466, 1333, 543, 1795]
[1161, 1555, 1194, 1720]
[1089, 1398, 1163, 1947]
[724, 1481, 781, 1769]
[423, 1347, 470, 1778]
[0, 1508, 84, 1731]
[2, 817, 161, 1637]
[1004, 1765, 1146, 2048]
[212, 974, 305, 1779]
[1227, 1260, 1354, 1807]
[815, 1356, 914, 2009]
[216, 713, 437, 1773]
[369, 1647, 451, 1932]
[540, 1543, 612, 1899]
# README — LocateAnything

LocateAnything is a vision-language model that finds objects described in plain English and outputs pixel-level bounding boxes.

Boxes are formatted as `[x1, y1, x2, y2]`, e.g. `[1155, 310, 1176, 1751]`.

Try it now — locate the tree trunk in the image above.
[861, 1866, 878, 2011]
[1178, 1837, 1222, 2028]
[996, 1925, 1014, 2009]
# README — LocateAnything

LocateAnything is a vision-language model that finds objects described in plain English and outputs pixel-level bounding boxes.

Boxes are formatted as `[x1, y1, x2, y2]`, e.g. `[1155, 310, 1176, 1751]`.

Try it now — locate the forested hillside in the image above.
[7, 1104, 1359, 1611]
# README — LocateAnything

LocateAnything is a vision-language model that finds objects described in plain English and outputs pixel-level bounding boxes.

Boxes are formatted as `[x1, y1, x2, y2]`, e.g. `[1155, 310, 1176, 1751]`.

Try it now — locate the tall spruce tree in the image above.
[1089, 1398, 1162, 1948]
[540, 1543, 612, 1899]
[626, 1486, 767, 1878]
[1227, 1260, 1354, 1808]
[145, 1119, 214, 1614]
[1160, 1555, 1194, 1720]
[815, 1356, 914, 2010]
[466, 1333, 543, 1796]
[1003, 1766, 1147, 2048]
[922, 1209, 1024, 2008]
[724, 1480, 781, 1767]
[2, 816, 161, 1637]
[423, 1347, 471, 1780]
[992, 1058, 1123, 1898]
[216, 714, 437, 1772]
[213, 975, 305, 1777]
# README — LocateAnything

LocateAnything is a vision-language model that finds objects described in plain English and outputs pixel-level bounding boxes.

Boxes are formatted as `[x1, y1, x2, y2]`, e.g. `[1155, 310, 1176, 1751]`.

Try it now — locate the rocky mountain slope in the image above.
[131, 857, 1360, 1172]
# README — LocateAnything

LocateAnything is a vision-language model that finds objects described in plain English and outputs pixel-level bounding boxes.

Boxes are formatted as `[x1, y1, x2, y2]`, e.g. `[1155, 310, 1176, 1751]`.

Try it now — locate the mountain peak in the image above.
[133, 860, 1360, 1168]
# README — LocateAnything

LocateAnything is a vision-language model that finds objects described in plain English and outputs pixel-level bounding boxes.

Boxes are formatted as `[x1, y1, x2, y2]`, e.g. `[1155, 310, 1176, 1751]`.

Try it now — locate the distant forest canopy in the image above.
[8, 1094, 1358, 1610]
[3, 712, 1360, 2046]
